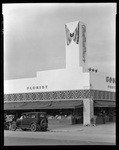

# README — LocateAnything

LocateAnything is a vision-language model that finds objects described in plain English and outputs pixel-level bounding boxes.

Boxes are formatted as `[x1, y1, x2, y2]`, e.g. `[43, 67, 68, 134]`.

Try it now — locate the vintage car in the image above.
[4, 114, 14, 130]
[11, 112, 48, 132]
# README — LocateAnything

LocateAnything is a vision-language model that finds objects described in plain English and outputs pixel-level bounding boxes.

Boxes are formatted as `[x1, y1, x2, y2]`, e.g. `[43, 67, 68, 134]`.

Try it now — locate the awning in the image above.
[4, 100, 83, 110]
[49, 100, 83, 109]
[94, 100, 116, 107]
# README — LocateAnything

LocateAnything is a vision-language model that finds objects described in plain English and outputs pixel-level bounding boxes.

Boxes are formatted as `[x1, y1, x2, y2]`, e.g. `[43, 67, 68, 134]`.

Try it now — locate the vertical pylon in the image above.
[65, 21, 87, 69]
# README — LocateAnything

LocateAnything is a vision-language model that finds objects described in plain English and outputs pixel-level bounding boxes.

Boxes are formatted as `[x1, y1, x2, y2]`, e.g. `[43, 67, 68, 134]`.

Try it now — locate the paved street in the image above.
[4, 123, 116, 145]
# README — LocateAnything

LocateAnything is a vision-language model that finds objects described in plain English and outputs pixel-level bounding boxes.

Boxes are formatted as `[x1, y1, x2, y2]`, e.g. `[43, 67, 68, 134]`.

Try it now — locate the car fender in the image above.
[30, 121, 37, 126]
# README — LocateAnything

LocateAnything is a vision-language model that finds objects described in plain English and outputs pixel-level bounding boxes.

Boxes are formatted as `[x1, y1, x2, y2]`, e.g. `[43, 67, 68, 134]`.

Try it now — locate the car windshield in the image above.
[40, 114, 45, 117]
[20, 116, 23, 119]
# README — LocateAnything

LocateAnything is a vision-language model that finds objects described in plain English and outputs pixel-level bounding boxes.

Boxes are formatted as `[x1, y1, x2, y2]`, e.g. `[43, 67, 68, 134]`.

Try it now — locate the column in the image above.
[83, 98, 94, 125]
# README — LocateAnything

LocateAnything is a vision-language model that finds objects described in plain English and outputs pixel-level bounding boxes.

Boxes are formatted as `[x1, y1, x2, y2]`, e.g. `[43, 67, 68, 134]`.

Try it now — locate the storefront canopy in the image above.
[94, 100, 116, 107]
[4, 100, 83, 110]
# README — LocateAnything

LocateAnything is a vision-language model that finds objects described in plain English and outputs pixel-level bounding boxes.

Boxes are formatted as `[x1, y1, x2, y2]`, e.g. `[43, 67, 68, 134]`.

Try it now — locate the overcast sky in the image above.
[3, 3, 116, 80]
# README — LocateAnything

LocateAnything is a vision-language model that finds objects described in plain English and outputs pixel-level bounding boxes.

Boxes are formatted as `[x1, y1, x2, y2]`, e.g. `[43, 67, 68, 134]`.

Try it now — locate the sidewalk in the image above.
[48, 122, 116, 144]
[4, 123, 116, 145]
[49, 122, 116, 135]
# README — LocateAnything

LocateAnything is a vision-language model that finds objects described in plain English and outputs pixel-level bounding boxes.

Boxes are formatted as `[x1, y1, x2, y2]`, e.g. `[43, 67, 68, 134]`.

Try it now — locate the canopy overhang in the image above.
[4, 100, 83, 110]
[94, 100, 116, 107]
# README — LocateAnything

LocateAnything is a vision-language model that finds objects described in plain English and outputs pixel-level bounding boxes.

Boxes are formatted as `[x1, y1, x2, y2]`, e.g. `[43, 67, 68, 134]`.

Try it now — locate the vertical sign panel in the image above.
[79, 22, 87, 68]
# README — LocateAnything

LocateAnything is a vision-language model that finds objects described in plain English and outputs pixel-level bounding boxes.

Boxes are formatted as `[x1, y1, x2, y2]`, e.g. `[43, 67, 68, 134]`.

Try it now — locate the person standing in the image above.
[102, 110, 106, 124]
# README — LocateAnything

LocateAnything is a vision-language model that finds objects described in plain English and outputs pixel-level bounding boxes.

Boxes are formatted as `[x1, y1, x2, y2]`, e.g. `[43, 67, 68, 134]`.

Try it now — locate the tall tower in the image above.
[65, 21, 87, 69]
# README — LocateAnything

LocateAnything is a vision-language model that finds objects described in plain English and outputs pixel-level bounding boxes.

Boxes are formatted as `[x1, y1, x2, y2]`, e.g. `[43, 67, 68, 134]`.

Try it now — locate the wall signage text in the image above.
[108, 85, 116, 89]
[27, 85, 48, 90]
[82, 25, 86, 63]
[106, 77, 116, 84]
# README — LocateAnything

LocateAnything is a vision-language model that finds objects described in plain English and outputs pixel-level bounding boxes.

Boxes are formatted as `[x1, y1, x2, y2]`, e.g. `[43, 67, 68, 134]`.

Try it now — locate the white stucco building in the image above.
[4, 21, 115, 125]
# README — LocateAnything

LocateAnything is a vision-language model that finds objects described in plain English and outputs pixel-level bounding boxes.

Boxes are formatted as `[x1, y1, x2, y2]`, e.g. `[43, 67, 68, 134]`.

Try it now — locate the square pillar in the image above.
[83, 98, 94, 125]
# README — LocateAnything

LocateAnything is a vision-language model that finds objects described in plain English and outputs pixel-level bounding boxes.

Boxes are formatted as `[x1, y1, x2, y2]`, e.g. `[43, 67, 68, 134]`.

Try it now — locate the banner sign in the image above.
[65, 23, 79, 45]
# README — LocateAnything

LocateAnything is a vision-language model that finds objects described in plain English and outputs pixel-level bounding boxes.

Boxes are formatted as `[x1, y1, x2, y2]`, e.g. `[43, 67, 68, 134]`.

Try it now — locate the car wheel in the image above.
[40, 119, 47, 131]
[30, 123, 37, 132]
[4, 124, 9, 130]
[11, 122, 17, 131]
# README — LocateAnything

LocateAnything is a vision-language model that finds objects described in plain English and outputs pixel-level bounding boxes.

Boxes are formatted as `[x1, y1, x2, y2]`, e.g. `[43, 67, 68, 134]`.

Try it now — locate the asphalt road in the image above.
[4, 123, 116, 145]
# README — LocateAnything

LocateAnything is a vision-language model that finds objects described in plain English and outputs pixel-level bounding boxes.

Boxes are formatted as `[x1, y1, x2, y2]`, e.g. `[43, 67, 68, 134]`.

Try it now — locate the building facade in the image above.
[4, 21, 116, 125]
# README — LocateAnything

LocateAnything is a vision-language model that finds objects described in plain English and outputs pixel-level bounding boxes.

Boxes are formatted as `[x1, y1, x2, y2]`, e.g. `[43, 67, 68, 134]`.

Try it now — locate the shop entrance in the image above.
[41, 107, 83, 125]
[4, 100, 83, 125]
[94, 107, 116, 124]
[4, 107, 83, 126]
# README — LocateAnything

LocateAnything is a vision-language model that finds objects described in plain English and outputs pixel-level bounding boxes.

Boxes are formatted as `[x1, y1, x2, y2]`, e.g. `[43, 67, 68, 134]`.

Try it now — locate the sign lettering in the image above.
[27, 85, 48, 90]
[82, 25, 86, 63]
[106, 77, 116, 84]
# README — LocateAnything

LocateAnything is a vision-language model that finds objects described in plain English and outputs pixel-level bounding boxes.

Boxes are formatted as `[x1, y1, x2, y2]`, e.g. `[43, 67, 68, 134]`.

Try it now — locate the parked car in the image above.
[4, 115, 9, 130]
[4, 114, 14, 130]
[11, 112, 48, 132]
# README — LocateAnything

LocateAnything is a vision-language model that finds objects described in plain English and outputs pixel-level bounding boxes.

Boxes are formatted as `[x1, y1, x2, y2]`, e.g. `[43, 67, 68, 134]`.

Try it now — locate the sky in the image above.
[3, 3, 116, 80]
